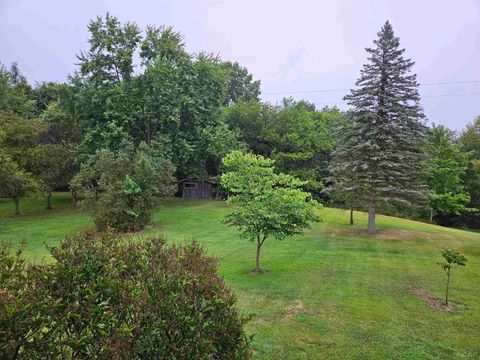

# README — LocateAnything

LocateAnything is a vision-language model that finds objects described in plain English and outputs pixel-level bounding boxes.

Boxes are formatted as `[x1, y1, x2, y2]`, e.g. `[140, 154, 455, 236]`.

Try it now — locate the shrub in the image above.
[70, 141, 177, 231]
[0, 232, 251, 359]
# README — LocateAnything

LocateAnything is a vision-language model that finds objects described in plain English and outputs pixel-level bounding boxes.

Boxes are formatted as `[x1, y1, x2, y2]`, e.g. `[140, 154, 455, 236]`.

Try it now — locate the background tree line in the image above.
[0, 14, 479, 230]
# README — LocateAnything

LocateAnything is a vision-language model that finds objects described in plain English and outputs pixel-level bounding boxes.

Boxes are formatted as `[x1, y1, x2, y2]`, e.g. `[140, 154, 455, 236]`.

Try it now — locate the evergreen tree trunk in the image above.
[46, 191, 52, 210]
[429, 208, 434, 224]
[368, 192, 376, 235]
[13, 197, 20, 216]
[350, 208, 354, 225]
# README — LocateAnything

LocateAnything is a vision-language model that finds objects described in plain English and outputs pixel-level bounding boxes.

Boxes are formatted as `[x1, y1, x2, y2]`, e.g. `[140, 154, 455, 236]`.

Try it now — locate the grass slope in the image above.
[1, 193, 480, 359]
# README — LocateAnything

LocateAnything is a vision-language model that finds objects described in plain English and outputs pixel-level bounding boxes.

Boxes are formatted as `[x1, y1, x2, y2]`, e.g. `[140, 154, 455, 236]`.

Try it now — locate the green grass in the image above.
[1, 193, 480, 359]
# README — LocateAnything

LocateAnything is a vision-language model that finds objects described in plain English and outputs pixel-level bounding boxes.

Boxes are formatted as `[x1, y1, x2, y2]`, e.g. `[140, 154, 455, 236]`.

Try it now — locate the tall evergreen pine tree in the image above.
[331, 21, 430, 234]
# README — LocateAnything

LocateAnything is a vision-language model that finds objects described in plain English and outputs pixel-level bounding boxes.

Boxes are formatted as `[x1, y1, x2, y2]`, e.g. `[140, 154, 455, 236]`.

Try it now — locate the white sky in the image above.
[1, 0, 479, 130]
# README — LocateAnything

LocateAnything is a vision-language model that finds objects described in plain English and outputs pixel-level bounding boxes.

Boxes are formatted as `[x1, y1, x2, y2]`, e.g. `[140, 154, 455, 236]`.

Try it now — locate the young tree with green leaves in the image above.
[220, 151, 320, 273]
[332, 21, 430, 234]
[0, 111, 44, 214]
[0, 152, 41, 215]
[437, 248, 467, 305]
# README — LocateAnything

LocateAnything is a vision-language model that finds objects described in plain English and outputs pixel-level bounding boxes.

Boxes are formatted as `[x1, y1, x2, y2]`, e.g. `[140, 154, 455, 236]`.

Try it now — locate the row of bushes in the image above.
[1, 231, 251, 359]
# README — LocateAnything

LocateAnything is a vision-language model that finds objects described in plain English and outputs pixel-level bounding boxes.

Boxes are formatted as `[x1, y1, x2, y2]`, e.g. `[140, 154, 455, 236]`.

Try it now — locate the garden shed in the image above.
[179, 178, 218, 200]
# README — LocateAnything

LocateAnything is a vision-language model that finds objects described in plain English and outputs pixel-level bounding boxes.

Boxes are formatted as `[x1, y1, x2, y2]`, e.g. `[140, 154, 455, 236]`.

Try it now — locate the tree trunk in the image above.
[255, 234, 267, 273]
[368, 192, 376, 235]
[71, 190, 78, 206]
[350, 208, 354, 225]
[255, 239, 262, 273]
[146, 123, 151, 144]
[445, 270, 451, 305]
[429, 208, 433, 224]
[13, 197, 20, 215]
[46, 191, 52, 210]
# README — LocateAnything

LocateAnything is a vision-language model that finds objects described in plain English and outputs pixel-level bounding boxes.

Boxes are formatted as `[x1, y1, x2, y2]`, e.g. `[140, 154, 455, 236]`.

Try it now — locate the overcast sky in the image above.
[1, 0, 479, 130]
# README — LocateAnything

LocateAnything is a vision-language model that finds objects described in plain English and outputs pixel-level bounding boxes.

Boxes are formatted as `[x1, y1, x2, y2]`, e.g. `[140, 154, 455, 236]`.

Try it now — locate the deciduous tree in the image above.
[0, 111, 44, 172]
[0, 152, 41, 215]
[220, 151, 320, 273]
[458, 116, 480, 209]
[437, 248, 467, 305]
[35, 144, 76, 209]
[426, 125, 472, 221]
[221, 61, 260, 105]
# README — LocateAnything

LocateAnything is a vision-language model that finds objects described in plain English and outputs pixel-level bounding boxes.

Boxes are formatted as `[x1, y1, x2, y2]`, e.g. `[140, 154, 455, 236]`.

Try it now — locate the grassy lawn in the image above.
[1, 193, 480, 359]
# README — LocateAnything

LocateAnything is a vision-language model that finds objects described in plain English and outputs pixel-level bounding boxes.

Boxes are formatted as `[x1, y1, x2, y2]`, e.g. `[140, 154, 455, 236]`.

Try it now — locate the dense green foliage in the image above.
[224, 100, 339, 197]
[0, 111, 44, 172]
[221, 151, 320, 272]
[459, 117, 480, 210]
[0, 230, 250, 359]
[426, 125, 474, 220]
[70, 14, 251, 179]
[0, 14, 260, 226]
[0, 63, 36, 117]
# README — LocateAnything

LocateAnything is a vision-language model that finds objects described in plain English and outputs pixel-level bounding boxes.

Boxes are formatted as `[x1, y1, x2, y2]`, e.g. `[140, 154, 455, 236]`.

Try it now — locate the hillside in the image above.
[1, 193, 479, 359]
